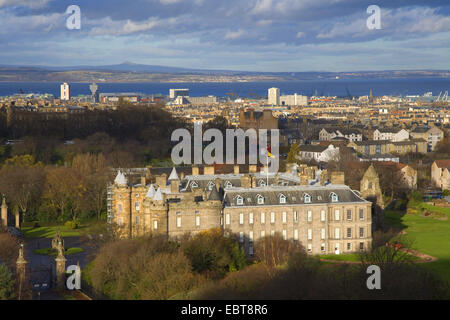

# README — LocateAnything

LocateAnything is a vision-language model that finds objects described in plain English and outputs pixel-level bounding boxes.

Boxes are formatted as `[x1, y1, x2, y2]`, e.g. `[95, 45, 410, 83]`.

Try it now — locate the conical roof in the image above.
[168, 167, 179, 181]
[146, 184, 156, 198]
[114, 170, 127, 185]
[153, 188, 163, 201]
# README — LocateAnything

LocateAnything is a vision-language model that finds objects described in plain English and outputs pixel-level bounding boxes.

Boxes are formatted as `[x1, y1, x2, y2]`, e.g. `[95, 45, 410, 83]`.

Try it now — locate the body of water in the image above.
[1, 78, 449, 98]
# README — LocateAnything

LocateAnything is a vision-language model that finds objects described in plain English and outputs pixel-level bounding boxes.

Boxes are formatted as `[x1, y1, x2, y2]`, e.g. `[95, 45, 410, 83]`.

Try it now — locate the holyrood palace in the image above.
[107, 163, 382, 255]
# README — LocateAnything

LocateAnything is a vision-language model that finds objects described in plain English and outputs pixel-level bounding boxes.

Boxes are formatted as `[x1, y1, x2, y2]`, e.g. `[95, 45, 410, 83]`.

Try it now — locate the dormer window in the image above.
[331, 192, 339, 202]
[236, 195, 244, 205]
[279, 194, 286, 204]
[258, 180, 266, 187]
[207, 181, 215, 191]
[317, 195, 323, 201]
[225, 181, 232, 189]
[257, 194, 265, 205]
[304, 194, 312, 203]
[191, 181, 199, 189]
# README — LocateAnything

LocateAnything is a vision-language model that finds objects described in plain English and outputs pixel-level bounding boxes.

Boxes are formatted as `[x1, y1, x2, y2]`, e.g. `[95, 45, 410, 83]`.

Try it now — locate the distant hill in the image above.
[0, 63, 449, 82]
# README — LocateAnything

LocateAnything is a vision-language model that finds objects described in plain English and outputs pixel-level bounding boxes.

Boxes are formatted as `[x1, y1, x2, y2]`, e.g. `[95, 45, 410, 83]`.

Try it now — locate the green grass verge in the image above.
[33, 247, 84, 256]
[22, 225, 81, 239]
[386, 201, 450, 282]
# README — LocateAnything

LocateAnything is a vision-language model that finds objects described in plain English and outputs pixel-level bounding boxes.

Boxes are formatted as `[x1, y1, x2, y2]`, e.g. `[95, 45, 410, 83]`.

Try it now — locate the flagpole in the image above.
[266, 147, 269, 187]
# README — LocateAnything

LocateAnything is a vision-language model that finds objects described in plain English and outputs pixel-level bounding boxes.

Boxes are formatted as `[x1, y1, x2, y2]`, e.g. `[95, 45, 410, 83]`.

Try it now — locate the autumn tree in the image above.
[72, 153, 111, 220]
[0, 155, 45, 221]
[286, 143, 300, 163]
[44, 167, 85, 221]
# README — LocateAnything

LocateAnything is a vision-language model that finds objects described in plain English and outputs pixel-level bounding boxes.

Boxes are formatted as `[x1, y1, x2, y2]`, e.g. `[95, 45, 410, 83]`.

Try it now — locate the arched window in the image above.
[236, 195, 244, 205]
[304, 193, 312, 203]
[257, 194, 265, 205]
[331, 192, 339, 202]
[279, 194, 286, 204]
[225, 181, 233, 189]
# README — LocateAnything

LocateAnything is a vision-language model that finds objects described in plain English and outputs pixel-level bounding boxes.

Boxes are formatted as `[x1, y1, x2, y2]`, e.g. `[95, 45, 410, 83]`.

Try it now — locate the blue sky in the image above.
[1, 0, 450, 71]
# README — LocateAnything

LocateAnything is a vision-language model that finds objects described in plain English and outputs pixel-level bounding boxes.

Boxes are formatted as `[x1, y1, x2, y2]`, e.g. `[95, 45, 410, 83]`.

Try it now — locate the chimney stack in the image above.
[155, 173, 167, 188]
[204, 165, 215, 175]
[141, 176, 146, 187]
[234, 164, 240, 174]
[330, 171, 345, 185]
[241, 175, 251, 189]
[249, 164, 257, 173]
[192, 166, 199, 176]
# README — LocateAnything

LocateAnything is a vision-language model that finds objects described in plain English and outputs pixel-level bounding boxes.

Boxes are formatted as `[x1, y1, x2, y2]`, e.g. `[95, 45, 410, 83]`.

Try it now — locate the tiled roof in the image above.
[435, 160, 450, 168]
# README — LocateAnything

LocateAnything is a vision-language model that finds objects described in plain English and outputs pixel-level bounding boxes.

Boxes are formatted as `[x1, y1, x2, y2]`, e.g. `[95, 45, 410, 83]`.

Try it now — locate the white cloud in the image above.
[0, 0, 50, 8]
[296, 31, 305, 38]
[224, 29, 245, 40]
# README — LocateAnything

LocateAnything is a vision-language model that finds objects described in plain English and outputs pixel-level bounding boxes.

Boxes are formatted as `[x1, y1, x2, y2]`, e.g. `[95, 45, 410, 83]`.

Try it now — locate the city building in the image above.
[410, 126, 444, 152]
[297, 144, 340, 163]
[239, 108, 278, 131]
[169, 89, 190, 100]
[373, 128, 409, 142]
[60, 82, 70, 101]
[280, 94, 308, 106]
[268, 87, 280, 106]
[431, 160, 450, 191]
[107, 165, 373, 255]
[90, 83, 100, 103]
[319, 128, 363, 142]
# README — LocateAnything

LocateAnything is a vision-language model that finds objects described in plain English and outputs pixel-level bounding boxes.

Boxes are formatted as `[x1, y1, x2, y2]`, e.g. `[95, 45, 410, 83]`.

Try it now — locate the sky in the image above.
[1, 0, 450, 72]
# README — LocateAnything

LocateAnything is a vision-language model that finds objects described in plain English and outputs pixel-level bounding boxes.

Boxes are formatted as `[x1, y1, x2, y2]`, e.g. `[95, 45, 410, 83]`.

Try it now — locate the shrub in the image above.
[0, 264, 15, 300]
[409, 191, 423, 203]
[182, 228, 247, 279]
[64, 220, 79, 230]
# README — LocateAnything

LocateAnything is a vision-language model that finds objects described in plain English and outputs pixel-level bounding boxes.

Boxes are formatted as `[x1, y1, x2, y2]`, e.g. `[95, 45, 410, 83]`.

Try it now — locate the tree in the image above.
[182, 228, 247, 279]
[286, 143, 300, 163]
[44, 167, 85, 221]
[0, 264, 15, 300]
[0, 155, 45, 222]
[254, 233, 303, 273]
[72, 153, 111, 220]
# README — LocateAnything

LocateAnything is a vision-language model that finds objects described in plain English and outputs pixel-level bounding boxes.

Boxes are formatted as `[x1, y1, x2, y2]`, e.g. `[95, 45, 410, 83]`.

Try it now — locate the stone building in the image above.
[431, 160, 450, 191]
[239, 108, 278, 131]
[107, 164, 373, 255]
[360, 164, 384, 230]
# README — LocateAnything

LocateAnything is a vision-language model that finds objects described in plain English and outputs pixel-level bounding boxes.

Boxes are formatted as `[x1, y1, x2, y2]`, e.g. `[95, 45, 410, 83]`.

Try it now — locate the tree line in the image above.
[0, 153, 112, 223]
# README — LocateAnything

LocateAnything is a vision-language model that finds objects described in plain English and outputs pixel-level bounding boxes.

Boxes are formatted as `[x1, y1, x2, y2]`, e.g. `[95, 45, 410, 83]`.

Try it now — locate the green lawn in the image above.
[33, 247, 84, 256]
[22, 225, 81, 239]
[385, 202, 450, 282]
[319, 253, 361, 262]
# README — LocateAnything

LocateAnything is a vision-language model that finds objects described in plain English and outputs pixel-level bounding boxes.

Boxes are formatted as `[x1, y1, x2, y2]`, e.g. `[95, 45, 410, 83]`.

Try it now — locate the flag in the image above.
[267, 144, 275, 158]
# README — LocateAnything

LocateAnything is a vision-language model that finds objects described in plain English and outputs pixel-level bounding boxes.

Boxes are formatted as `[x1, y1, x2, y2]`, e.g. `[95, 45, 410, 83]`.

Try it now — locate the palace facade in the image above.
[107, 164, 373, 255]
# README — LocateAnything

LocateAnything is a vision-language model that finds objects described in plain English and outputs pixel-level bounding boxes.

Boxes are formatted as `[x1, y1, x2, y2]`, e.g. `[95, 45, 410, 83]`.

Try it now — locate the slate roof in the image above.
[299, 145, 328, 153]
[224, 185, 368, 207]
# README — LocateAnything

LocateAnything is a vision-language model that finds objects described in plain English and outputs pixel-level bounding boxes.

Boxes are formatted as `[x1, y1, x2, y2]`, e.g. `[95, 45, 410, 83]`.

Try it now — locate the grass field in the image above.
[22, 225, 81, 239]
[385, 201, 450, 282]
[33, 247, 84, 256]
